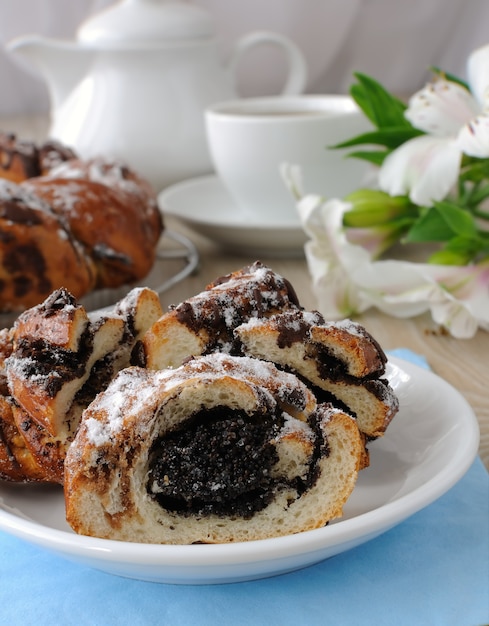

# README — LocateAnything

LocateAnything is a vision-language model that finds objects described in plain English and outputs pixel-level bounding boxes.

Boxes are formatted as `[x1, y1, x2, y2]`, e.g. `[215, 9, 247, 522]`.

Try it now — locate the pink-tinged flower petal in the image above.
[345, 227, 399, 258]
[405, 80, 479, 136]
[427, 261, 489, 336]
[467, 43, 489, 108]
[379, 135, 461, 206]
[457, 111, 489, 157]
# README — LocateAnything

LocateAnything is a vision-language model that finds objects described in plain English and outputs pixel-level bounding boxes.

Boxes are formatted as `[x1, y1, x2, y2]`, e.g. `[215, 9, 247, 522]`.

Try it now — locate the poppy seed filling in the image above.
[147, 408, 282, 519]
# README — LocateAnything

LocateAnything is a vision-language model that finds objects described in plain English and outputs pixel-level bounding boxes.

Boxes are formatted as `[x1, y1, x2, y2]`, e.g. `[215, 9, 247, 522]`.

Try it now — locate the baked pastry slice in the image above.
[0, 327, 50, 482]
[65, 354, 364, 543]
[4, 286, 163, 483]
[0, 397, 50, 482]
[235, 309, 399, 439]
[140, 261, 301, 370]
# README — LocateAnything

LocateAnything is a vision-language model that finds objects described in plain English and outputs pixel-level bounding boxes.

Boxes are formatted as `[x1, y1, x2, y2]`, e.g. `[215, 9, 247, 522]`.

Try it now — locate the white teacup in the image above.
[205, 95, 372, 222]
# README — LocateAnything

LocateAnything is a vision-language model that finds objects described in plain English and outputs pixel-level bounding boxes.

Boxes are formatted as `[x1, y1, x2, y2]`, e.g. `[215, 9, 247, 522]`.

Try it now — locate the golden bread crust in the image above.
[1, 262, 398, 548]
[24, 177, 160, 289]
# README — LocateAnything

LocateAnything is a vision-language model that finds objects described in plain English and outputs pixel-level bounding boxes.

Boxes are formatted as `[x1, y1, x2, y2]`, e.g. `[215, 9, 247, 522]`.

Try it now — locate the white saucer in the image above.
[158, 175, 307, 257]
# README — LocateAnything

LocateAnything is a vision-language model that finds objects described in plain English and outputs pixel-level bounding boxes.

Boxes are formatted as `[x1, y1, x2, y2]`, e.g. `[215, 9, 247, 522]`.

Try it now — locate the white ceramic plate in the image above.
[158, 175, 307, 257]
[0, 357, 479, 585]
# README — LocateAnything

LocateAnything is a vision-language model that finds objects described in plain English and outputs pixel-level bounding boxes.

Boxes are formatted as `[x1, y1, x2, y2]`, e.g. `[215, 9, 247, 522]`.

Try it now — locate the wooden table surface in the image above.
[3, 115, 488, 472]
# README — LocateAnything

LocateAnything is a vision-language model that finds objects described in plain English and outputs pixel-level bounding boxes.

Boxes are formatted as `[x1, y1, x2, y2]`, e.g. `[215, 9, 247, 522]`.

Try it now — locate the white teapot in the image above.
[8, 0, 308, 191]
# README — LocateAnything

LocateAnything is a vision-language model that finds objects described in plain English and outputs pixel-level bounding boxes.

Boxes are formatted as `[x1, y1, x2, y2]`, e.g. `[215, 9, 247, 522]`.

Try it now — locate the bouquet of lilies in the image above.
[286, 44, 489, 338]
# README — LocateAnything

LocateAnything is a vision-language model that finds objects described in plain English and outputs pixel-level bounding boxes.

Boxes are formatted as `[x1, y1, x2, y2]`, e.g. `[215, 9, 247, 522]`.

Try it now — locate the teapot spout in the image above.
[7, 35, 94, 113]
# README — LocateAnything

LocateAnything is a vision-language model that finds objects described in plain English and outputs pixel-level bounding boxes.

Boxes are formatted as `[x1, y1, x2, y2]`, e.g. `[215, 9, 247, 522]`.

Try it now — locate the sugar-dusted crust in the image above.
[65, 354, 364, 543]
[235, 309, 399, 439]
[24, 177, 159, 289]
[2, 261, 399, 547]
[0, 133, 76, 183]
[141, 261, 301, 370]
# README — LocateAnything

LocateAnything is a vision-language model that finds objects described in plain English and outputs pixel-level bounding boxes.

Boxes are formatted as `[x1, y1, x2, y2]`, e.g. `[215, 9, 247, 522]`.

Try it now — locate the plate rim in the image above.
[0, 356, 480, 576]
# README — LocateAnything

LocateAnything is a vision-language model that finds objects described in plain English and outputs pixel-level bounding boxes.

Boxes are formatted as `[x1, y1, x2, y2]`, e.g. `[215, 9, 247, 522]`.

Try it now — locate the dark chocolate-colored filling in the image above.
[148, 408, 282, 519]
[309, 343, 350, 381]
[13, 290, 94, 396]
[130, 339, 146, 367]
[0, 199, 46, 225]
[15, 336, 89, 396]
[5, 244, 50, 297]
[274, 310, 324, 348]
[171, 262, 302, 355]
[74, 353, 116, 407]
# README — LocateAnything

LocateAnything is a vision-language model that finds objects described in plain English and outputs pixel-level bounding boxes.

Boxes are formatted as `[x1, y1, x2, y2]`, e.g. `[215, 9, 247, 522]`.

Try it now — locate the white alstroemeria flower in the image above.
[378, 134, 462, 206]
[296, 195, 372, 318]
[295, 193, 489, 338]
[379, 44, 489, 206]
[427, 261, 489, 337]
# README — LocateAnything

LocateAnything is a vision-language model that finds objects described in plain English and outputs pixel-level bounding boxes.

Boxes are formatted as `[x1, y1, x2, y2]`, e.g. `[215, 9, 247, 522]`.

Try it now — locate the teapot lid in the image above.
[77, 0, 215, 46]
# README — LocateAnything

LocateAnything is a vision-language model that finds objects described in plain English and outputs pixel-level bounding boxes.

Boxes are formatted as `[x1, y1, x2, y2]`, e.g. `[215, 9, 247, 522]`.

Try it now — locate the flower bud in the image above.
[343, 189, 416, 228]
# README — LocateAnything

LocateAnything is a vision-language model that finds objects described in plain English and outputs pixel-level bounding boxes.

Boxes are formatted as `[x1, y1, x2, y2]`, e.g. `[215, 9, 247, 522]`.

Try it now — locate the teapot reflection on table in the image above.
[8, 0, 308, 191]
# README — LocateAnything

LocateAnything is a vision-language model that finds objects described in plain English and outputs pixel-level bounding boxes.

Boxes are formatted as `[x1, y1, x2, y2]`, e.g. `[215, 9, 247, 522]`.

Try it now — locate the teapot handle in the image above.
[229, 31, 308, 95]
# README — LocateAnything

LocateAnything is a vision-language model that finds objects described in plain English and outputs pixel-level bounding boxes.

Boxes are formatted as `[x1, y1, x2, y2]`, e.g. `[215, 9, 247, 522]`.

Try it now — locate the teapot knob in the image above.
[77, 0, 215, 45]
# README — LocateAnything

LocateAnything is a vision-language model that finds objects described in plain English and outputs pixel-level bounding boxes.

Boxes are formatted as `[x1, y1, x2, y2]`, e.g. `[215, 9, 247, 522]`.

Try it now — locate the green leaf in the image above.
[460, 157, 489, 183]
[344, 150, 389, 166]
[405, 202, 479, 243]
[465, 182, 489, 207]
[350, 72, 411, 129]
[331, 126, 424, 150]
[350, 83, 376, 124]
[428, 235, 487, 265]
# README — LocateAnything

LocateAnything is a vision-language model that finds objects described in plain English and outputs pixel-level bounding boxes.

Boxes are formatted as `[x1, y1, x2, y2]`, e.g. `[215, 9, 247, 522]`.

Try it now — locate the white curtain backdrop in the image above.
[1, 0, 488, 115]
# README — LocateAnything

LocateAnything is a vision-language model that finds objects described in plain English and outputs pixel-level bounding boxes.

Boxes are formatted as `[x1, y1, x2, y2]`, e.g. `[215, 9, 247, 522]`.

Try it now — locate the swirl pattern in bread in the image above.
[64, 354, 364, 543]
[235, 309, 399, 439]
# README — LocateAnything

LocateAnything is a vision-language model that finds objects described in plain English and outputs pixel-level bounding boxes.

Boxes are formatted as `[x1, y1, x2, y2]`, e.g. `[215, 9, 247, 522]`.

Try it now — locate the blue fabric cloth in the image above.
[1, 351, 488, 626]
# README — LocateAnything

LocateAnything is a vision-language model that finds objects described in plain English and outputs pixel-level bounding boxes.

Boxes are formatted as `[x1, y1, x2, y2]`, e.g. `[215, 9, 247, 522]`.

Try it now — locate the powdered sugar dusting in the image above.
[0, 179, 53, 214]
[84, 369, 156, 445]
[278, 411, 315, 442]
[323, 318, 365, 338]
[83, 352, 317, 447]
